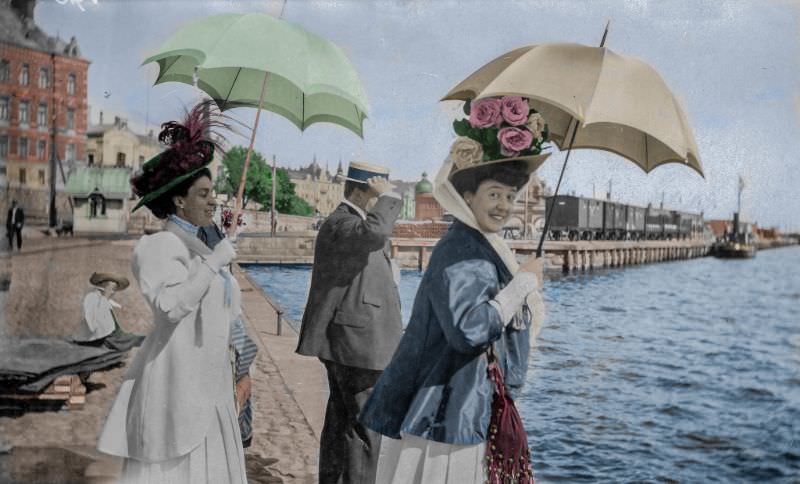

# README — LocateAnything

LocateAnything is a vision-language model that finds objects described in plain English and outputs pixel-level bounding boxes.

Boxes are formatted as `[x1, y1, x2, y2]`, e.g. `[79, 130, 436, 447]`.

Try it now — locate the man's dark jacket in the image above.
[296, 195, 403, 371]
[6, 206, 24, 231]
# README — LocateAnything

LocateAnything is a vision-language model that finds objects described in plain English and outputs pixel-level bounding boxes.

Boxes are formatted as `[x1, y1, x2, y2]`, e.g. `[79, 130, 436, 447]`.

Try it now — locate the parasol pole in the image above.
[271, 154, 277, 237]
[229, 71, 269, 238]
[535, 20, 611, 257]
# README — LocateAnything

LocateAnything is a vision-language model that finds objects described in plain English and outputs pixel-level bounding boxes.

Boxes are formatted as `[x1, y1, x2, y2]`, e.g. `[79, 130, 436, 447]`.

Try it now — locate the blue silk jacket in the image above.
[359, 221, 532, 445]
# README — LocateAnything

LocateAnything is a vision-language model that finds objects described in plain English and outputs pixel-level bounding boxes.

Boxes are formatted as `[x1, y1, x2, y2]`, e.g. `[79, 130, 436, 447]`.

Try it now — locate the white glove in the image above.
[204, 239, 236, 271]
[492, 272, 539, 325]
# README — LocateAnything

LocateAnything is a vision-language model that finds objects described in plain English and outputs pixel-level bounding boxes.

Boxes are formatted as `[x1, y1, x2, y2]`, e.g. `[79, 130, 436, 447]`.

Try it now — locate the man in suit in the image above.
[6, 200, 24, 251]
[296, 162, 403, 484]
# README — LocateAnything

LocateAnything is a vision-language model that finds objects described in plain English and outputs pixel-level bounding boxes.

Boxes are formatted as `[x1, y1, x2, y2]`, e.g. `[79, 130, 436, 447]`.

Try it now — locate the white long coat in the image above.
[97, 220, 242, 462]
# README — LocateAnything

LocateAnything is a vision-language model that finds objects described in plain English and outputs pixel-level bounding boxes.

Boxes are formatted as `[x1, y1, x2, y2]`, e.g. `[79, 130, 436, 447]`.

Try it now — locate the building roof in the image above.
[0, 0, 86, 59]
[66, 166, 132, 198]
[415, 172, 433, 194]
[87, 117, 160, 146]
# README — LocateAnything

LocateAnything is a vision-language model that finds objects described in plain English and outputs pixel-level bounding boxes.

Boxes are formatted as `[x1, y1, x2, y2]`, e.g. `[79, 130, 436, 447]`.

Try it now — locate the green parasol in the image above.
[143, 12, 369, 235]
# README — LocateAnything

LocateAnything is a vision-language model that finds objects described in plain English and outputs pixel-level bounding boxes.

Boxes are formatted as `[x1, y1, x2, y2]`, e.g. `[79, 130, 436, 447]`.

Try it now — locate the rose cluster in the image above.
[220, 208, 246, 230]
[450, 96, 548, 171]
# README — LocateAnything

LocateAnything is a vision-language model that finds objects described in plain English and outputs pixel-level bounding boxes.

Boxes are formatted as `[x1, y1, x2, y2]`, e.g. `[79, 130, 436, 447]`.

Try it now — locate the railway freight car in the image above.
[603, 201, 628, 240]
[545, 195, 603, 240]
[626, 205, 647, 240]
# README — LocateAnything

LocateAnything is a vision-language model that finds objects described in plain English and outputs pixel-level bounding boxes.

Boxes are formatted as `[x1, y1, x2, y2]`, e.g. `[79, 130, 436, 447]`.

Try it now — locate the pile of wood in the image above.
[0, 375, 87, 411]
[40, 375, 87, 410]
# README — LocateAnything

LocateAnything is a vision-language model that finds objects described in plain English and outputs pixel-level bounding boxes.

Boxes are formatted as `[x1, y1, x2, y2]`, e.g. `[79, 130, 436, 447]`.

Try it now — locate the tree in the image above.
[216, 146, 315, 216]
[215, 146, 270, 209]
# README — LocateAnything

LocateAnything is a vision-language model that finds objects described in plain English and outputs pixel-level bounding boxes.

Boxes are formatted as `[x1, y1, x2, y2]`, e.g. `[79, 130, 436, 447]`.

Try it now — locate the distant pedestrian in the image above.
[6, 200, 24, 251]
[296, 161, 404, 484]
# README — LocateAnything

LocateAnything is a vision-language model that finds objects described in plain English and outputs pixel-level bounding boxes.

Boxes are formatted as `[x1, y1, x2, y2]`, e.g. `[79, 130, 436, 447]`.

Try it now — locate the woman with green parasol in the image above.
[97, 101, 247, 483]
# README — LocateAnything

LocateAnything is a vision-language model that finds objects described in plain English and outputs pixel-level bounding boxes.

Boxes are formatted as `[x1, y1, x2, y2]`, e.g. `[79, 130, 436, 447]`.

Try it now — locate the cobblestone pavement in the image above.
[0, 238, 322, 483]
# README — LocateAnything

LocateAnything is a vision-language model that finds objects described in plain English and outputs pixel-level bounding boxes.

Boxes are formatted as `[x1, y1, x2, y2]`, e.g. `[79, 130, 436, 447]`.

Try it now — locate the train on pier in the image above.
[544, 195, 704, 241]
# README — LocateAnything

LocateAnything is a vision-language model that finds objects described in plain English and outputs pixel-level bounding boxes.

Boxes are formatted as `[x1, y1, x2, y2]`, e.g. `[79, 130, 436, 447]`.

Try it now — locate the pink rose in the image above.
[498, 127, 533, 157]
[469, 98, 502, 128]
[501, 96, 530, 126]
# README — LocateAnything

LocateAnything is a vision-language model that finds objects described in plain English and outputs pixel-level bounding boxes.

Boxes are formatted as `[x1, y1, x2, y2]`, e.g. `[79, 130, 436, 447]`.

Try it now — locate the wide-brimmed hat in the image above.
[90, 272, 129, 291]
[336, 161, 390, 184]
[132, 100, 225, 213]
[446, 95, 551, 179]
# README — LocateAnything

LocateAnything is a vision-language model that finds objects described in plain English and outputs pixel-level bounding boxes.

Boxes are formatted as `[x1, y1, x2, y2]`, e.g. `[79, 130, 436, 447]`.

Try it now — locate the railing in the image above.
[261, 289, 286, 336]
[238, 264, 289, 336]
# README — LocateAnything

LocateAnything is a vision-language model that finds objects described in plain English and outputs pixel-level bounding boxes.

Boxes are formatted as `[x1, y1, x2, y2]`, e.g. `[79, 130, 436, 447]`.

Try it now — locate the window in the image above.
[19, 64, 29, 86]
[37, 140, 47, 160]
[37, 103, 47, 128]
[88, 153, 94, 165]
[0, 136, 8, 160]
[0, 60, 9, 82]
[0, 97, 8, 121]
[38, 169, 45, 185]
[19, 101, 29, 124]
[38, 68, 49, 89]
[19, 137, 28, 158]
[138, 155, 145, 169]
[67, 74, 76, 95]
[116, 152, 126, 167]
[67, 108, 75, 130]
[19, 168, 26, 185]
[65, 144, 75, 162]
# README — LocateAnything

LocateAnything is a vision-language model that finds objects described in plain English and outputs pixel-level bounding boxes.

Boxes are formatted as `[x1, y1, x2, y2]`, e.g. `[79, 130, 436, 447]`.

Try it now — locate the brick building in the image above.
[0, 0, 89, 221]
[414, 172, 445, 221]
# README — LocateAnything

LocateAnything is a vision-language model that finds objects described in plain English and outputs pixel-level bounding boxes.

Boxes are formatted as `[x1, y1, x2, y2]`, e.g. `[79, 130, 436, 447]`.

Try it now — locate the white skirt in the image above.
[118, 403, 247, 484]
[376, 433, 486, 484]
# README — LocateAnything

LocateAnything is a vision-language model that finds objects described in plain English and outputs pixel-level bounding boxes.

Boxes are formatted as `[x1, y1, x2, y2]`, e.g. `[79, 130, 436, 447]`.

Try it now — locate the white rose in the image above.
[526, 113, 546, 141]
[449, 136, 484, 171]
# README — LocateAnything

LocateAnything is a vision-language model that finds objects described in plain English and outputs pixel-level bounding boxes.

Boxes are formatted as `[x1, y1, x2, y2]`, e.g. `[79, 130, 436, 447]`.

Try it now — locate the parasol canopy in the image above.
[443, 42, 703, 177]
[143, 12, 369, 137]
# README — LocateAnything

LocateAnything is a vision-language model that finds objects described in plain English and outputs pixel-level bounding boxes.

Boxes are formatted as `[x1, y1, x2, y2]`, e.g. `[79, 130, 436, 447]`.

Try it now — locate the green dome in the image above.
[415, 172, 433, 194]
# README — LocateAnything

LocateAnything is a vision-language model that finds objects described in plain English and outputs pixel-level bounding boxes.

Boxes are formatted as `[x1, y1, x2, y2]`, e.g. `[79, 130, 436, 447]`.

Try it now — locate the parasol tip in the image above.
[600, 19, 611, 47]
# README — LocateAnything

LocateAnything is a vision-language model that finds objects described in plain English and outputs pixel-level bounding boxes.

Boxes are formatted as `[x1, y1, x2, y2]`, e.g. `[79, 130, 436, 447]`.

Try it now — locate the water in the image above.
[242, 247, 800, 482]
[241, 264, 422, 329]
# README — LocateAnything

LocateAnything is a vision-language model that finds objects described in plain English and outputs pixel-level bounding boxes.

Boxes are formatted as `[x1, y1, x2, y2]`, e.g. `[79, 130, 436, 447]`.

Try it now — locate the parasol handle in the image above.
[536, 119, 579, 257]
[229, 70, 270, 239]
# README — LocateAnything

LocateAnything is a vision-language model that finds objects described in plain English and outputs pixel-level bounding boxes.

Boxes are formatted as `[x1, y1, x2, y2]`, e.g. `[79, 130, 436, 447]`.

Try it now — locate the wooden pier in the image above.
[236, 232, 713, 272]
[391, 238, 712, 272]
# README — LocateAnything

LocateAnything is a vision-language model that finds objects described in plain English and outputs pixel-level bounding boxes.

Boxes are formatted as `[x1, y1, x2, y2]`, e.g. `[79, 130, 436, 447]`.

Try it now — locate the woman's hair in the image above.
[142, 168, 212, 219]
[451, 160, 530, 196]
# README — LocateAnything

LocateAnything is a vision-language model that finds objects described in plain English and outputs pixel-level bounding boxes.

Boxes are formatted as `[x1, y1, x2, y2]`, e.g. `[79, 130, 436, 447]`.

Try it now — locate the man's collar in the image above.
[341, 199, 367, 220]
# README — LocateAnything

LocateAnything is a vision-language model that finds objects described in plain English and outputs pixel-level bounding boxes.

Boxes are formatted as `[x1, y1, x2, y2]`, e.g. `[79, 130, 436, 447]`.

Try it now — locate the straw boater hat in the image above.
[446, 96, 550, 180]
[131, 100, 226, 212]
[90, 272, 130, 291]
[336, 161, 390, 184]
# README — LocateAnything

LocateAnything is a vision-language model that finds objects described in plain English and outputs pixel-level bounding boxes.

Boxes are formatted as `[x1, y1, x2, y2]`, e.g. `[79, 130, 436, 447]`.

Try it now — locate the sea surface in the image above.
[242, 246, 800, 482]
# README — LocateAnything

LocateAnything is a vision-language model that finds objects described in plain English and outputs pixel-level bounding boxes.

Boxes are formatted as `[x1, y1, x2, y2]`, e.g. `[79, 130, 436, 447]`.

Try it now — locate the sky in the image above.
[34, 0, 800, 230]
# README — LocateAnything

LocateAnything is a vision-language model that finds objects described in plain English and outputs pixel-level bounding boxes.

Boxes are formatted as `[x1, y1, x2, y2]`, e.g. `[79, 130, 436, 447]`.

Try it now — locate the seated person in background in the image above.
[73, 272, 144, 351]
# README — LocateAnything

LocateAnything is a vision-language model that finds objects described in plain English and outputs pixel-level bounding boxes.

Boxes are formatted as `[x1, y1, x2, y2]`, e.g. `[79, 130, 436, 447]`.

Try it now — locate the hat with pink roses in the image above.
[448, 96, 550, 178]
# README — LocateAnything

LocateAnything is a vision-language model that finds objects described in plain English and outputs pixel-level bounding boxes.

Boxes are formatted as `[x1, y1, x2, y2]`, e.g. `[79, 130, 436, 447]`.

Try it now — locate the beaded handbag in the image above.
[485, 347, 534, 483]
